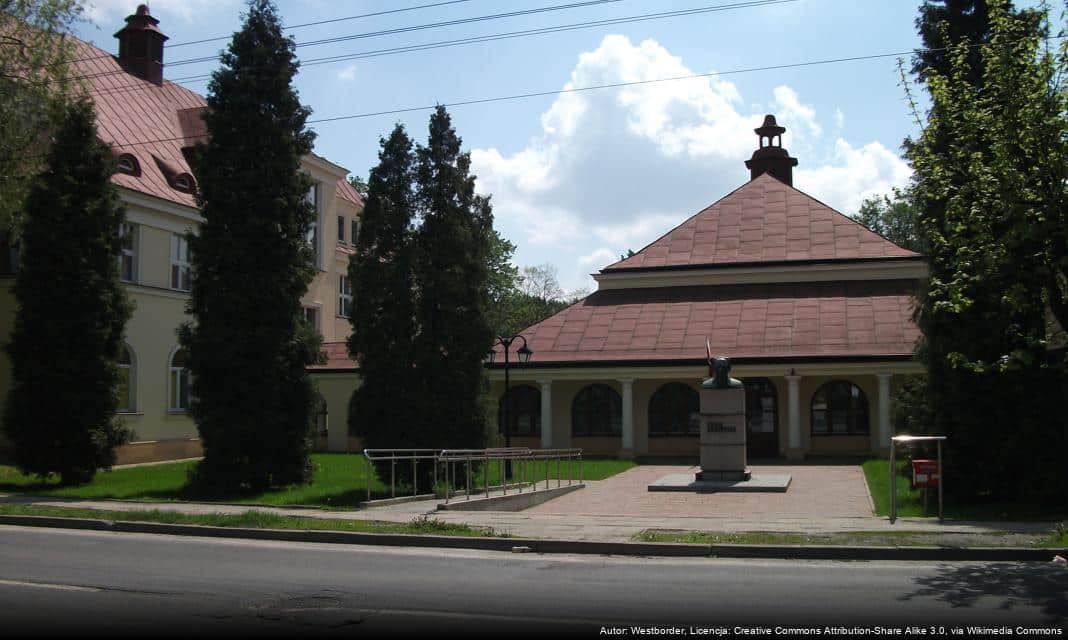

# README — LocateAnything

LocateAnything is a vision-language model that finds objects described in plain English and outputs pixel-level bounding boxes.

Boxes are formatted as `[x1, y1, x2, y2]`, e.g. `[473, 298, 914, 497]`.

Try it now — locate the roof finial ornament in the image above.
[744, 114, 798, 186]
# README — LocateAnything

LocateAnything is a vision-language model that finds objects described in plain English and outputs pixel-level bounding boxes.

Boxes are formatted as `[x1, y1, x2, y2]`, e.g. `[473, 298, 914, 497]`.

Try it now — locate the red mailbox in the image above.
[911, 459, 939, 488]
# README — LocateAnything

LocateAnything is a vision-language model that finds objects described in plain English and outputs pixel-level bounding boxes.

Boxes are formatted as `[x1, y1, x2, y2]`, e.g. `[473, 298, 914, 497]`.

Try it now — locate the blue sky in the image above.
[75, 0, 1004, 291]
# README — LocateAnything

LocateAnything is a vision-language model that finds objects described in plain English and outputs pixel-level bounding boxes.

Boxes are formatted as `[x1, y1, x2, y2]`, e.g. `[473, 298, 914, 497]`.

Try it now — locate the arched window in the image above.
[312, 393, 328, 436]
[571, 384, 621, 437]
[811, 380, 869, 436]
[117, 344, 135, 413]
[648, 383, 699, 437]
[169, 348, 190, 411]
[498, 385, 541, 437]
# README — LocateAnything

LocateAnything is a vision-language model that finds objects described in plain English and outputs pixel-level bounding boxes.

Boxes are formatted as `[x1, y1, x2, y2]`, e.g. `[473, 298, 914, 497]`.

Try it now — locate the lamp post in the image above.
[486, 334, 533, 479]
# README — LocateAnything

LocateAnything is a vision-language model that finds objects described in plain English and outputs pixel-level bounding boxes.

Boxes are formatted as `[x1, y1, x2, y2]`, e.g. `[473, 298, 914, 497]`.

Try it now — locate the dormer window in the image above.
[172, 173, 194, 193]
[116, 154, 140, 176]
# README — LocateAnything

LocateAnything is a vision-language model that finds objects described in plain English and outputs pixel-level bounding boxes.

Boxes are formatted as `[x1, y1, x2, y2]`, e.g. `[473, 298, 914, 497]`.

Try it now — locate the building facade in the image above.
[484, 117, 925, 460]
[0, 7, 364, 464]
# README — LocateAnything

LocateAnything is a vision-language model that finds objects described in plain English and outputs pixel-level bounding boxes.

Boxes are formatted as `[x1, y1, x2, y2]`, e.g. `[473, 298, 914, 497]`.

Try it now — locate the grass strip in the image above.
[860, 459, 1067, 522]
[633, 528, 1068, 548]
[0, 454, 635, 508]
[0, 503, 504, 538]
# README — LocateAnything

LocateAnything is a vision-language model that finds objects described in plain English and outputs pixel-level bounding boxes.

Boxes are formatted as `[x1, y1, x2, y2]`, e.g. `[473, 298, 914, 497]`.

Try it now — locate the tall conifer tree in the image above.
[411, 106, 493, 449]
[347, 125, 419, 449]
[181, 0, 320, 492]
[3, 99, 132, 484]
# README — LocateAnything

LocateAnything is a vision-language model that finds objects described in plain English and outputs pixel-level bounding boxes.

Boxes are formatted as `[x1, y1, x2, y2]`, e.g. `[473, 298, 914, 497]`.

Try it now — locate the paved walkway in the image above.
[1, 464, 1056, 543]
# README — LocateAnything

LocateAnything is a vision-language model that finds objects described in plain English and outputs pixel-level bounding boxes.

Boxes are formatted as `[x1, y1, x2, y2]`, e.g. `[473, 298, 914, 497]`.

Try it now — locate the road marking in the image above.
[0, 578, 102, 592]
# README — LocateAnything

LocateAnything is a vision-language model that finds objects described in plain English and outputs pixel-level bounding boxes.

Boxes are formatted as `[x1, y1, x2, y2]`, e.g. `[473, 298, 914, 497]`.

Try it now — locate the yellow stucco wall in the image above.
[0, 156, 361, 465]
[311, 372, 361, 452]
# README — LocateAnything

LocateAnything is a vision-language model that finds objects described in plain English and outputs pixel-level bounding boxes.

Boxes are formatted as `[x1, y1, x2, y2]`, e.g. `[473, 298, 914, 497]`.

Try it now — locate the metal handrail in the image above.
[362, 447, 583, 504]
[362, 449, 441, 502]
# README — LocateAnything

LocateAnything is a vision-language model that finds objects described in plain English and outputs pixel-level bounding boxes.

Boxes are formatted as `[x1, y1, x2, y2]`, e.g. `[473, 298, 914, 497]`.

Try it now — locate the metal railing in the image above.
[362, 449, 440, 502]
[362, 447, 583, 504]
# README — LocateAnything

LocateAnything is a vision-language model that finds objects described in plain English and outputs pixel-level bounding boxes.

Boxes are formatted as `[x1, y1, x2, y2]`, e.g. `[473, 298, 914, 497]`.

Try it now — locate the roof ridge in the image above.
[604, 173, 919, 272]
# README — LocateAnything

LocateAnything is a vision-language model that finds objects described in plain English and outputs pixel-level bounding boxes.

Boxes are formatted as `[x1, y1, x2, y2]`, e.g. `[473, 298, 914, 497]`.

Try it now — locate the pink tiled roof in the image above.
[605, 174, 920, 271]
[74, 38, 206, 208]
[72, 37, 358, 210]
[335, 179, 364, 207]
[309, 342, 358, 371]
[494, 280, 920, 365]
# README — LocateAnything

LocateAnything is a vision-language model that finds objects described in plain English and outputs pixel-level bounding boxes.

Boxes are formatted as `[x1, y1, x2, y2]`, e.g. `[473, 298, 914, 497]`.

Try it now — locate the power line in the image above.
[167, 0, 626, 67]
[167, 0, 478, 49]
[83, 0, 795, 98]
[305, 50, 936, 124]
[91, 44, 955, 151]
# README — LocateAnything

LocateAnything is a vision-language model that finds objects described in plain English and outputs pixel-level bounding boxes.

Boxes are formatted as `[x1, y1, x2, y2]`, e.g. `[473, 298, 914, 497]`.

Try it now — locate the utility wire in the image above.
[167, 0, 626, 66]
[89, 44, 961, 150]
[167, 0, 478, 48]
[83, 0, 794, 97]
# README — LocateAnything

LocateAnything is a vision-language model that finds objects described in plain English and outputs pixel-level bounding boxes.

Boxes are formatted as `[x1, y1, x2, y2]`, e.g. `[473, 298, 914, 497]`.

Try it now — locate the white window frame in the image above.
[351, 218, 360, 246]
[306, 182, 321, 269]
[170, 234, 192, 291]
[118, 222, 137, 284]
[117, 343, 136, 413]
[338, 275, 353, 318]
[337, 215, 346, 243]
[302, 305, 321, 332]
[168, 347, 191, 412]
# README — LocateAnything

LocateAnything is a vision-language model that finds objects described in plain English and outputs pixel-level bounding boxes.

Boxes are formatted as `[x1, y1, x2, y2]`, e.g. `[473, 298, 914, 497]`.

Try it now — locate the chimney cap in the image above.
[754, 114, 785, 138]
[114, 3, 167, 39]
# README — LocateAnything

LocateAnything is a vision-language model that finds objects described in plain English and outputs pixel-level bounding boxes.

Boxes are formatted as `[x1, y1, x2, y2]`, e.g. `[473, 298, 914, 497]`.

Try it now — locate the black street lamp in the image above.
[486, 334, 533, 479]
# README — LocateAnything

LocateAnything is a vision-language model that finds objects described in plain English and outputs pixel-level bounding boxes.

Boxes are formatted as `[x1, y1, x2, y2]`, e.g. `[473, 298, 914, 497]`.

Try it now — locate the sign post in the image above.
[889, 435, 946, 524]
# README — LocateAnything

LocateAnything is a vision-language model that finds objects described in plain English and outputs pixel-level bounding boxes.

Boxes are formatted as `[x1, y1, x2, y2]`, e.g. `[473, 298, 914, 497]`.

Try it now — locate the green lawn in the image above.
[861, 459, 1067, 521]
[0, 453, 635, 508]
[0, 503, 501, 537]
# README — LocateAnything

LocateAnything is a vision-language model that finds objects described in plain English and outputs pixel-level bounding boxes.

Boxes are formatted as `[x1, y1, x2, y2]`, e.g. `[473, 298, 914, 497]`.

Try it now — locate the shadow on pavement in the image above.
[899, 561, 1068, 623]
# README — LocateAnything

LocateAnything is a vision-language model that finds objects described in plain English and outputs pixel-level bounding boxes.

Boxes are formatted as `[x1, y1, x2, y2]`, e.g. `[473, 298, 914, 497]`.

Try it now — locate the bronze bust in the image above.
[703, 356, 743, 389]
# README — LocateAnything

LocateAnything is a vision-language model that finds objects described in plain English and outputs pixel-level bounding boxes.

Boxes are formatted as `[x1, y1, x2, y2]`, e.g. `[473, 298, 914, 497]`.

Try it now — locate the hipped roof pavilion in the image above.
[494, 116, 924, 368]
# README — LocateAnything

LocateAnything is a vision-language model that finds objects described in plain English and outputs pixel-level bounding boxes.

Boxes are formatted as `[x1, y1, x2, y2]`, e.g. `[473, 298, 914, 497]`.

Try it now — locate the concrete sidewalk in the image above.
[0, 491, 1054, 544]
[0, 464, 1058, 546]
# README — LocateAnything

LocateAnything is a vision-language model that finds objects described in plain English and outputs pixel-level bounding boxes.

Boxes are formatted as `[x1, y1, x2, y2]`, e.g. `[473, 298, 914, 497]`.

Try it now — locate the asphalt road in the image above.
[0, 525, 1064, 637]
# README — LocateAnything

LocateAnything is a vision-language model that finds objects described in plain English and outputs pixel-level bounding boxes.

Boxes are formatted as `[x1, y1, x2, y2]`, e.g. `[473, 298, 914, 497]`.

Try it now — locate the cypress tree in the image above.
[411, 106, 494, 450]
[2, 99, 132, 485]
[181, 0, 320, 492]
[347, 125, 419, 450]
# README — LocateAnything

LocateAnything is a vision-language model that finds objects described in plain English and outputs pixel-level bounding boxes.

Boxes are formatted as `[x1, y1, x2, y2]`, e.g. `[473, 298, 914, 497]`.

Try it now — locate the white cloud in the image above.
[471, 34, 912, 290]
[578, 248, 619, 270]
[795, 139, 912, 215]
[770, 86, 821, 141]
[834, 108, 845, 129]
[337, 65, 358, 82]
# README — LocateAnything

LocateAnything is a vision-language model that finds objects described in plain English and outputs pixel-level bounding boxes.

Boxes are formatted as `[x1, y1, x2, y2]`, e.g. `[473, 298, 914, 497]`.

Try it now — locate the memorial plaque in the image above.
[698, 387, 749, 481]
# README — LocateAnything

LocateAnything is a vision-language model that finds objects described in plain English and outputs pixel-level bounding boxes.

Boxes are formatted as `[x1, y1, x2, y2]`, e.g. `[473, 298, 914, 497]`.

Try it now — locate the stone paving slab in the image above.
[522, 465, 873, 518]
[648, 472, 792, 492]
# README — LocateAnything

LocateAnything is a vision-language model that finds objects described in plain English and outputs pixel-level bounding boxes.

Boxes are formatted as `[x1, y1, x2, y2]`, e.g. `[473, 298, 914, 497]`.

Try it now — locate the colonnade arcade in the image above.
[490, 363, 920, 459]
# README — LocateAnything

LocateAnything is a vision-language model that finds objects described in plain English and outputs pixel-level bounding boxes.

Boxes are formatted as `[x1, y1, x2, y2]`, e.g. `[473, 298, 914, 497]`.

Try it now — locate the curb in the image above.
[1, 514, 1065, 561]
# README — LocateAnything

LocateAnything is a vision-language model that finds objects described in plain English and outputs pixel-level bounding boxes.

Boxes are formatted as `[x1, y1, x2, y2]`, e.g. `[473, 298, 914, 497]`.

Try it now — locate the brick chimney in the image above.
[744, 115, 798, 186]
[114, 4, 168, 85]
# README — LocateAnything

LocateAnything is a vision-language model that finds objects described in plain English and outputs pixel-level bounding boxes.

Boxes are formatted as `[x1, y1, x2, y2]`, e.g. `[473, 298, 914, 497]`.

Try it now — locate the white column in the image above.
[785, 374, 802, 451]
[538, 379, 553, 449]
[619, 378, 635, 452]
[876, 373, 892, 449]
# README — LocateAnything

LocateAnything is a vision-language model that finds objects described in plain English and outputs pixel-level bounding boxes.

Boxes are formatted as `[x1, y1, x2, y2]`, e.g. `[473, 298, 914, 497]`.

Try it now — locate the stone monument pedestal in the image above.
[647, 355, 791, 494]
[697, 386, 749, 482]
